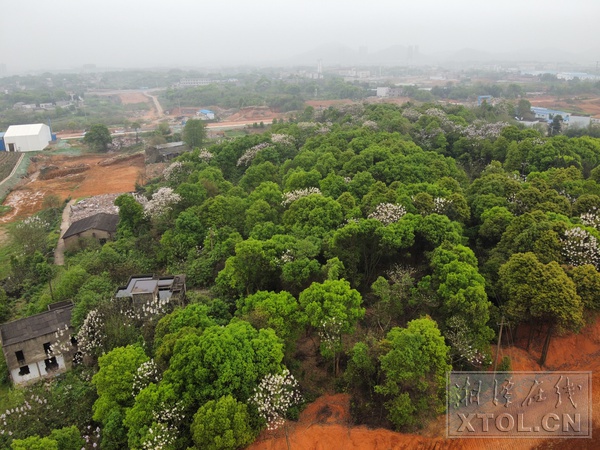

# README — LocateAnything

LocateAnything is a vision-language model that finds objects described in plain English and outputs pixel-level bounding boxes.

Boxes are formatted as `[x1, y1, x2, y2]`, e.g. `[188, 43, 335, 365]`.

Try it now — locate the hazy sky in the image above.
[1, 0, 598, 72]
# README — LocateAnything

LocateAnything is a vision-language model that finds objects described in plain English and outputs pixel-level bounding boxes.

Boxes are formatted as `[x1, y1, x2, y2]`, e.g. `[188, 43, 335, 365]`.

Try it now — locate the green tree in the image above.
[548, 115, 563, 136]
[164, 320, 284, 407]
[11, 436, 59, 450]
[92, 345, 149, 449]
[83, 124, 112, 152]
[114, 194, 148, 238]
[48, 426, 85, 450]
[375, 317, 451, 431]
[183, 119, 208, 149]
[190, 395, 255, 450]
[238, 290, 301, 349]
[499, 252, 584, 365]
[298, 279, 365, 374]
[130, 121, 141, 143]
[568, 264, 600, 311]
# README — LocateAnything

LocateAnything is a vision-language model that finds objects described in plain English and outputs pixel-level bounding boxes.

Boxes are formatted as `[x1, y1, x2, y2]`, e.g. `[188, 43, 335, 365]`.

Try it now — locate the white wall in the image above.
[11, 363, 41, 385]
[4, 125, 51, 152]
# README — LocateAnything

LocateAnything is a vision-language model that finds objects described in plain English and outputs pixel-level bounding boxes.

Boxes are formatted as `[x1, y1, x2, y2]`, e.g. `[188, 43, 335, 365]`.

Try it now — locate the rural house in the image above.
[3, 123, 53, 152]
[115, 274, 186, 310]
[0, 302, 77, 386]
[145, 141, 189, 163]
[62, 213, 119, 251]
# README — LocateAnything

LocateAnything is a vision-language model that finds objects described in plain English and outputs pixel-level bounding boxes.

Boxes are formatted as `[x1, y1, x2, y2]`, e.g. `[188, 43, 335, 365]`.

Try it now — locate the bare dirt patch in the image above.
[528, 95, 600, 118]
[250, 316, 600, 450]
[119, 92, 152, 105]
[0, 152, 145, 224]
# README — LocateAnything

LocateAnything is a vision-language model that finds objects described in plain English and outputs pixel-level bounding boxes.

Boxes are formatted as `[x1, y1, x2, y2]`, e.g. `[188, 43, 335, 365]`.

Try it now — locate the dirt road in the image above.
[54, 199, 74, 265]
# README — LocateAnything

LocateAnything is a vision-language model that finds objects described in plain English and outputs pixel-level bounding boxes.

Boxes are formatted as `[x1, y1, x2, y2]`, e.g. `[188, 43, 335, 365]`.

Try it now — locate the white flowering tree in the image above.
[561, 227, 600, 269]
[237, 142, 272, 166]
[11, 216, 51, 256]
[250, 368, 302, 431]
[281, 187, 322, 206]
[141, 187, 182, 219]
[367, 203, 406, 226]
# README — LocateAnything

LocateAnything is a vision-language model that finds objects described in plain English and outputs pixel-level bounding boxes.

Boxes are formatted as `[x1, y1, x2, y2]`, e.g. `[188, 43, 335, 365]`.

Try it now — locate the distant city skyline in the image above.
[1, 0, 598, 73]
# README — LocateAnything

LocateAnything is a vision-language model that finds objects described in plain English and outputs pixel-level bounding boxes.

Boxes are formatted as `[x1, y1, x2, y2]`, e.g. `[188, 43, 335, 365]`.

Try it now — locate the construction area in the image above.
[0, 151, 144, 224]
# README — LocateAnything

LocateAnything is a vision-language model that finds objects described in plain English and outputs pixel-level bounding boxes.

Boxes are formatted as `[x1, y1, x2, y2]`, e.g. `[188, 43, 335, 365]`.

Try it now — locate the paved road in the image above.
[54, 199, 75, 265]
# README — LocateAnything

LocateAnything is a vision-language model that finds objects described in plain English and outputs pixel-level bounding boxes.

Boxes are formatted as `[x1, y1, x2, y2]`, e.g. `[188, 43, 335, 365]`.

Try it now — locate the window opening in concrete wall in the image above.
[44, 357, 59, 372]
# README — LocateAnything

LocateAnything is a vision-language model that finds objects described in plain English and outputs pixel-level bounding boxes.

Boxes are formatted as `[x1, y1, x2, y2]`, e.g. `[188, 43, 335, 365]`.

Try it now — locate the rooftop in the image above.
[115, 274, 185, 299]
[0, 303, 73, 347]
[4, 123, 49, 138]
[62, 213, 119, 240]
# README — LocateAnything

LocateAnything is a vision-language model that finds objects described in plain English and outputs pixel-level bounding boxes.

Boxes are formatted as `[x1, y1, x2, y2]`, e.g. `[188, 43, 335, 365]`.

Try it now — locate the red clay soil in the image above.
[0, 152, 145, 224]
[249, 316, 600, 450]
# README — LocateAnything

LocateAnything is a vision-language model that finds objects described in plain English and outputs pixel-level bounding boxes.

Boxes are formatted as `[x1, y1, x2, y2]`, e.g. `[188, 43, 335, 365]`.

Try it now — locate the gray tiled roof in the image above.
[0, 304, 73, 347]
[62, 213, 119, 240]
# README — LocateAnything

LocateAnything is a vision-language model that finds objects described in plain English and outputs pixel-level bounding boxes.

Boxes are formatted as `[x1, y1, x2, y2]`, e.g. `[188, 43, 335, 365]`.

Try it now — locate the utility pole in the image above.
[493, 315, 509, 373]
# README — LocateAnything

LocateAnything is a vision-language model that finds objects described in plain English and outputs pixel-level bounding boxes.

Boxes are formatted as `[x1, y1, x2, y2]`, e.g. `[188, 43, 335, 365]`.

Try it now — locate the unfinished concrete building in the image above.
[0, 302, 77, 385]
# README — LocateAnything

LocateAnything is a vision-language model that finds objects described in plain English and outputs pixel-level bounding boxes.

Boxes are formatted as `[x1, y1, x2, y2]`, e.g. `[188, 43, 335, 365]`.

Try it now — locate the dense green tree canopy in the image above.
[183, 118, 207, 149]
[83, 123, 112, 151]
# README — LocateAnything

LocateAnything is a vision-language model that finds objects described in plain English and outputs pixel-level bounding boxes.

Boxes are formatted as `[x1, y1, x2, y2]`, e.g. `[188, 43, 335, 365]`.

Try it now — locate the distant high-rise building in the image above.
[0, 63, 6, 76]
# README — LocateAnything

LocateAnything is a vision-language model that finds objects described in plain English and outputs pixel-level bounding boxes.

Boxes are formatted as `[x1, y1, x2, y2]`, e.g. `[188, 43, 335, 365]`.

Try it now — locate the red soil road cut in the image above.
[0, 152, 145, 224]
[249, 316, 600, 450]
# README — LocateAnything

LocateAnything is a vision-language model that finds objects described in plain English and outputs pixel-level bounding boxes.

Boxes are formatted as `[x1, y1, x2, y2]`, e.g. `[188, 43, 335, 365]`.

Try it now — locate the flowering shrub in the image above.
[82, 426, 101, 449]
[432, 197, 451, 214]
[462, 121, 508, 140]
[445, 316, 488, 367]
[281, 187, 322, 206]
[580, 209, 600, 230]
[317, 317, 344, 358]
[76, 309, 106, 357]
[362, 120, 378, 130]
[270, 133, 295, 146]
[237, 142, 272, 166]
[402, 108, 422, 122]
[132, 360, 161, 397]
[250, 368, 302, 431]
[561, 227, 600, 269]
[367, 203, 406, 225]
[140, 403, 184, 450]
[162, 162, 186, 182]
[198, 149, 213, 163]
[142, 187, 182, 218]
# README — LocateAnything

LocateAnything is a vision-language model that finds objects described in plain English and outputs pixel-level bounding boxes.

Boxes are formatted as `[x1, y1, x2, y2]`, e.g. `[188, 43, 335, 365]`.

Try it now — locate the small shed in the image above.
[197, 109, 215, 120]
[145, 141, 189, 163]
[3, 123, 52, 152]
[62, 213, 119, 251]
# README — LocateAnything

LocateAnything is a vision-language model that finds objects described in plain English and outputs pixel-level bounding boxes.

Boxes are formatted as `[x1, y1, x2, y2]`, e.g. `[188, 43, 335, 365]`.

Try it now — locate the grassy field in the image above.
[0, 152, 33, 204]
[0, 152, 22, 182]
